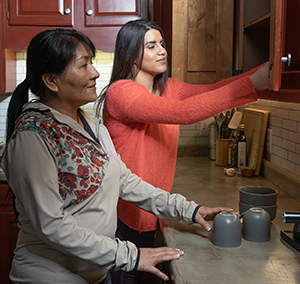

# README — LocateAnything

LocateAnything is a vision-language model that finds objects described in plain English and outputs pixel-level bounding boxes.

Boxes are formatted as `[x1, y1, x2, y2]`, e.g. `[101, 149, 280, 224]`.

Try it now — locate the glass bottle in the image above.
[228, 133, 238, 167]
[236, 124, 247, 169]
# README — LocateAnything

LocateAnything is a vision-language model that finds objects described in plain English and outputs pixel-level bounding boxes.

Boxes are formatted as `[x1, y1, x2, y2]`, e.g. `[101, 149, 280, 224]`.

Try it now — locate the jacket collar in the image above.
[22, 101, 99, 145]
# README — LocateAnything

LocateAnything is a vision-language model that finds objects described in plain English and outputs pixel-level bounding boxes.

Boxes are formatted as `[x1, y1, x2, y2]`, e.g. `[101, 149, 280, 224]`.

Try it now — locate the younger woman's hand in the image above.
[250, 62, 269, 91]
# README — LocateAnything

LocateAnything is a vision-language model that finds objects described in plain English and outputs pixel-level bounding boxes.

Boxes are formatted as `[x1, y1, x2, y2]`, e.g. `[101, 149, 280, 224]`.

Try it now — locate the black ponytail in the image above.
[6, 80, 29, 143]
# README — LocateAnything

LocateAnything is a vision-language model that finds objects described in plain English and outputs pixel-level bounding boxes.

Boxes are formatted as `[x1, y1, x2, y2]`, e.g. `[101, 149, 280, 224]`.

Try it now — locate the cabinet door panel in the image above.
[85, 0, 147, 26]
[280, 0, 300, 89]
[0, 212, 18, 284]
[187, 0, 216, 72]
[8, 0, 73, 26]
[271, 0, 300, 90]
[173, 0, 234, 84]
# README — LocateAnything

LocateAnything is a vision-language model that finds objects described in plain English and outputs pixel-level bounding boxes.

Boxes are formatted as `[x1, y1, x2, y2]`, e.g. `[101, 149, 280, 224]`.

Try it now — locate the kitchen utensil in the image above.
[239, 186, 278, 206]
[226, 111, 242, 138]
[228, 111, 242, 130]
[214, 116, 219, 140]
[241, 207, 271, 242]
[212, 211, 241, 247]
[230, 108, 236, 118]
[220, 110, 231, 138]
[215, 138, 233, 166]
[239, 201, 277, 221]
[208, 122, 216, 160]
[215, 112, 226, 138]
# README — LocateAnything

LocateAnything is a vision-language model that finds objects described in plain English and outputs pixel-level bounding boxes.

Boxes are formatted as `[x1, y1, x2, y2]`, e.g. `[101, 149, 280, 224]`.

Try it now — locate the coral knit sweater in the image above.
[103, 68, 259, 232]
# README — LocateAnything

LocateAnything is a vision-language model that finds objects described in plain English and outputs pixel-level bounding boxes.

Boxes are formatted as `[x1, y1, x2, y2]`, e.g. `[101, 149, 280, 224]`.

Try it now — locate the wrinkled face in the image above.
[55, 43, 100, 108]
[137, 29, 167, 79]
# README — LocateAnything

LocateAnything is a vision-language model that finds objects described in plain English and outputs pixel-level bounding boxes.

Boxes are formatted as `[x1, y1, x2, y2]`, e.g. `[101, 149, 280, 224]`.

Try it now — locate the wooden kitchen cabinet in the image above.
[270, 0, 300, 90]
[8, 0, 148, 27]
[84, 0, 148, 27]
[0, 181, 18, 284]
[242, 0, 271, 73]
[240, 0, 300, 96]
[0, 0, 152, 92]
[172, 0, 235, 84]
[8, 0, 73, 26]
[171, 0, 300, 102]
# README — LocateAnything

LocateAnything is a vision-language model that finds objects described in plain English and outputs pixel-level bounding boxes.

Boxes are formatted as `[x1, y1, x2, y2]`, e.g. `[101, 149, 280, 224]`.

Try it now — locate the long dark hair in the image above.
[6, 28, 96, 143]
[96, 19, 169, 116]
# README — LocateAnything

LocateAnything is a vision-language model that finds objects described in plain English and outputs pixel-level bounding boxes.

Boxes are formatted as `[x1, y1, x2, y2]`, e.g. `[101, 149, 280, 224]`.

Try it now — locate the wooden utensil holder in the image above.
[215, 138, 233, 166]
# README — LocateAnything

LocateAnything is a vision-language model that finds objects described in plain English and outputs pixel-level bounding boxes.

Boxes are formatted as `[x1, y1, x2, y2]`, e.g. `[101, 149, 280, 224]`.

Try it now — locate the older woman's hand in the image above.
[194, 206, 234, 231]
[138, 247, 184, 281]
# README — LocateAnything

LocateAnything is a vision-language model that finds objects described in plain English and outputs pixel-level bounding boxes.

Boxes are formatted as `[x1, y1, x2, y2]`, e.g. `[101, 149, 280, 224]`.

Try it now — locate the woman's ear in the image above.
[42, 73, 59, 93]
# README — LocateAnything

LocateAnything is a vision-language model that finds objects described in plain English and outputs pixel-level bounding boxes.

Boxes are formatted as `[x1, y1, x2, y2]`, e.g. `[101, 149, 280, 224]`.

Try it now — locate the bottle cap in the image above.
[239, 123, 245, 130]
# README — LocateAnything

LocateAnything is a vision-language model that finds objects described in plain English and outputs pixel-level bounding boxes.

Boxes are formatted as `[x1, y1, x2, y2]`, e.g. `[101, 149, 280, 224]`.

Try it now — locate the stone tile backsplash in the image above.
[242, 99, 300, 177]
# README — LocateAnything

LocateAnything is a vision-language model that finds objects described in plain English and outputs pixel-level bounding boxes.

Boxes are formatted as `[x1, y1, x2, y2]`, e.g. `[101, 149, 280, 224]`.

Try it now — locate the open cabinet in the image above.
[242, 0, 270, 73]
[239, 0, 300, 96]
[270, 0, 300, 91]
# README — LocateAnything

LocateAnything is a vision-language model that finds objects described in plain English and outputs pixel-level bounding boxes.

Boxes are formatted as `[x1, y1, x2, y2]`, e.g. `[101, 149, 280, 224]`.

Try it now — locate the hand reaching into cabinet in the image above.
[250, 62, 269, 91]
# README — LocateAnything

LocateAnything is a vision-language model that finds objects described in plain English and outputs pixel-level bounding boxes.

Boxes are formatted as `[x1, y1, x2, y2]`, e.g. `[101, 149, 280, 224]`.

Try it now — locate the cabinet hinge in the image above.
[6, 11, 9, 20]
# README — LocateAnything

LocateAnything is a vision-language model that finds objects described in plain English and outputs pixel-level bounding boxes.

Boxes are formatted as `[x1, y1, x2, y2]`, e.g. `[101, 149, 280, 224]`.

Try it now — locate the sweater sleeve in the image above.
[105, 75, 258, 125]
[175, 63, 264, 100]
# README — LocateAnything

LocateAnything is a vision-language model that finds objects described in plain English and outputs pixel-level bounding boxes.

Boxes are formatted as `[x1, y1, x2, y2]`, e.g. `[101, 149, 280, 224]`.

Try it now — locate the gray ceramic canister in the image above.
[212, 212, 242, 247]
[242, 207, 271, 242]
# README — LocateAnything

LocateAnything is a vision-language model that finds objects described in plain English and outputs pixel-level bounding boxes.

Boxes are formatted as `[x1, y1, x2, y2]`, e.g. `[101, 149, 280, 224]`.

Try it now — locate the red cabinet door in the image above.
[0, 212, 18, 284]
[8, 0, 73, 26]
[271, 0, 300, 90]
[84, 0, 147, 27]
[0, 182, 18, 284]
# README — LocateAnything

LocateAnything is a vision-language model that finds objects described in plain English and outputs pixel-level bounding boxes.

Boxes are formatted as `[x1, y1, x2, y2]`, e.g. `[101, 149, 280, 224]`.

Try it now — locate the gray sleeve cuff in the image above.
[192, 205, 201, 223]
[133, 247, 140, 270]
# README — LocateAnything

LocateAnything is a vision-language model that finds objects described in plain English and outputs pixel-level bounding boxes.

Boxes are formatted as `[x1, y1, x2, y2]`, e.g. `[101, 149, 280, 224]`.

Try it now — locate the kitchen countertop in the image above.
[161, 157, 300, 284]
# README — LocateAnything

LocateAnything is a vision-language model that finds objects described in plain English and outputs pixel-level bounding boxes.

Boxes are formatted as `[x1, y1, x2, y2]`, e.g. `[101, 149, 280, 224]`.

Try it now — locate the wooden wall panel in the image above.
[187, 0, 216, 72]
[172, 0, 234, 84]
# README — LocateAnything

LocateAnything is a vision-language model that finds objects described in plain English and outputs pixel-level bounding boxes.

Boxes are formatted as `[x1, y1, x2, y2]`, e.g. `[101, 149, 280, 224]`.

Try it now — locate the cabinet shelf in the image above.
[244, 12, 270, 29]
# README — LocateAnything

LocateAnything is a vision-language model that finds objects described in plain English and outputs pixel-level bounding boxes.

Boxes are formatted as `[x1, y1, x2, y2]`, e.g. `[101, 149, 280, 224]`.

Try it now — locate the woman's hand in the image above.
[138, 247, 184, 281]
[194, 206, 234, 231]
[250, 62, 269, 91]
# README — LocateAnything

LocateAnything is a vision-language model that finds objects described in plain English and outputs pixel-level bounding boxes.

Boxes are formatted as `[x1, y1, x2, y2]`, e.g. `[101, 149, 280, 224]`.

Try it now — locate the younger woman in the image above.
[98, 19, 269, 284]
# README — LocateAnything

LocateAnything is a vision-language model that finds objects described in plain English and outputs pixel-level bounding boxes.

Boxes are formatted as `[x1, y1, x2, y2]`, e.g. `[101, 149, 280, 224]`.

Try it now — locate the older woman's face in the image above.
[55, 43, 99, 108]
[137, 29, 167, 78]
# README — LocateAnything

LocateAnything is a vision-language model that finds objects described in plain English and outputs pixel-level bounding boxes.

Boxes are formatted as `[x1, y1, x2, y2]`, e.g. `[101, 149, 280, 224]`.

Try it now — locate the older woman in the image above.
[2, 28, 232, 284]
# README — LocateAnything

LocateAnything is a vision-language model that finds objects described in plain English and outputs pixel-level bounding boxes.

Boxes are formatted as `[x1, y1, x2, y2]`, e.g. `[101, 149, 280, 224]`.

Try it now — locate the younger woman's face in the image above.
[137, 29, 167, 79]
